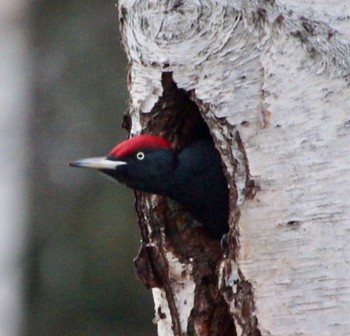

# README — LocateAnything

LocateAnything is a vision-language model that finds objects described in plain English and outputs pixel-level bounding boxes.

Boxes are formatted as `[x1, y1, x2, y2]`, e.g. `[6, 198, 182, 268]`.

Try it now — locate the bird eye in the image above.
[136, 152, 145, 160]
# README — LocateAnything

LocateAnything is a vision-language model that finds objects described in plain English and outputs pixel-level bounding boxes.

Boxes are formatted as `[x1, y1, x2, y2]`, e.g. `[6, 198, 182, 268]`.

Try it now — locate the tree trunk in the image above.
[0, 1, 29, 334]
[117, 1, 350, 335]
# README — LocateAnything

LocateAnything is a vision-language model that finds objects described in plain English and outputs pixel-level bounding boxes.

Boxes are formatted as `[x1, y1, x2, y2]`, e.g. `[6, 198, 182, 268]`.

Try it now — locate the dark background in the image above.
[26, 1, 155, 335]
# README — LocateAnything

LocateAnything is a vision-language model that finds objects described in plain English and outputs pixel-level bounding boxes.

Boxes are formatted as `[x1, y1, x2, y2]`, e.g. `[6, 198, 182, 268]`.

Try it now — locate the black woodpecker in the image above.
[70, 134, 229, 238]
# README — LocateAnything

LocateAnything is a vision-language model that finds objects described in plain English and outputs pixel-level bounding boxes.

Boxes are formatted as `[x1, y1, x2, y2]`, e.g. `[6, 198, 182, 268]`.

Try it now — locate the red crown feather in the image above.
[109, 134, 172, 158]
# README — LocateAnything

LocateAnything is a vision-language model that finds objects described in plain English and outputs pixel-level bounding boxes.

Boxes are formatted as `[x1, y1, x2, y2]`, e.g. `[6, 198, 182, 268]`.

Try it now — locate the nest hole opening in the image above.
[137, 72, 229, 242]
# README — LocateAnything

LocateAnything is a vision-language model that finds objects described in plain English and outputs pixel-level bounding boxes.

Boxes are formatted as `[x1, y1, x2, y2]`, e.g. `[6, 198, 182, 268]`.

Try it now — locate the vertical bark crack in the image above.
[131, 74, 235, 335]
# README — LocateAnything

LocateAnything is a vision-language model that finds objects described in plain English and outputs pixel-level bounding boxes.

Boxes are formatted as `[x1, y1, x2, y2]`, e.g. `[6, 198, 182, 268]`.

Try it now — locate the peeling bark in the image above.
[118, 0, 350, 335]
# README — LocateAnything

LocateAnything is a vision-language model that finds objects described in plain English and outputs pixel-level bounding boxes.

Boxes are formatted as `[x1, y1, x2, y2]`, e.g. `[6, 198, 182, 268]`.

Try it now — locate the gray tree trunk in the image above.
[118, 1, 350, 335]
[0, 1, 29, 334]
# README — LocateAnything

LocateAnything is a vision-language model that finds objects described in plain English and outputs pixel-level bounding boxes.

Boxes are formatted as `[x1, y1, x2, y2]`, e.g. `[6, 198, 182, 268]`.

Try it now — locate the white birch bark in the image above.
[118, 0, 350, 335]
[0, 1, 29, 335]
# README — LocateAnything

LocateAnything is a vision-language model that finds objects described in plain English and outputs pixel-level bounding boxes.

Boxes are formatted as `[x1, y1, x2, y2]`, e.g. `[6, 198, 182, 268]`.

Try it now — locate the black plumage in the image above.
[70, 135, 229, 238]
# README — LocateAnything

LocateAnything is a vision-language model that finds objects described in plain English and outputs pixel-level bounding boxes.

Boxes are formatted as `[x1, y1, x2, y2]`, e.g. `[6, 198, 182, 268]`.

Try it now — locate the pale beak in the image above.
[69, 157, 127, 170]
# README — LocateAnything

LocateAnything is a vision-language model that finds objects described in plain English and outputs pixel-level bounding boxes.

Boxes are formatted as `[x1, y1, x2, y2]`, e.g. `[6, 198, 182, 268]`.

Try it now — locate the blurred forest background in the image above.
[2, 1, 155, 335]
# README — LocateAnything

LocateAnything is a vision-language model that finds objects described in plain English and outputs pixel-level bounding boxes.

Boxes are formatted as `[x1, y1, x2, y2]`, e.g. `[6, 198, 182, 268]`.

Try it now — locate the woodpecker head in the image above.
[69, 134, 176, 195]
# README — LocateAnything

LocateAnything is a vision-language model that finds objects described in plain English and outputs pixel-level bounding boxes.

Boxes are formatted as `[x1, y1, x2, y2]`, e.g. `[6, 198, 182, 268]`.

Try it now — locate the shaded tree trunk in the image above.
[118, 1, 350, 335]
